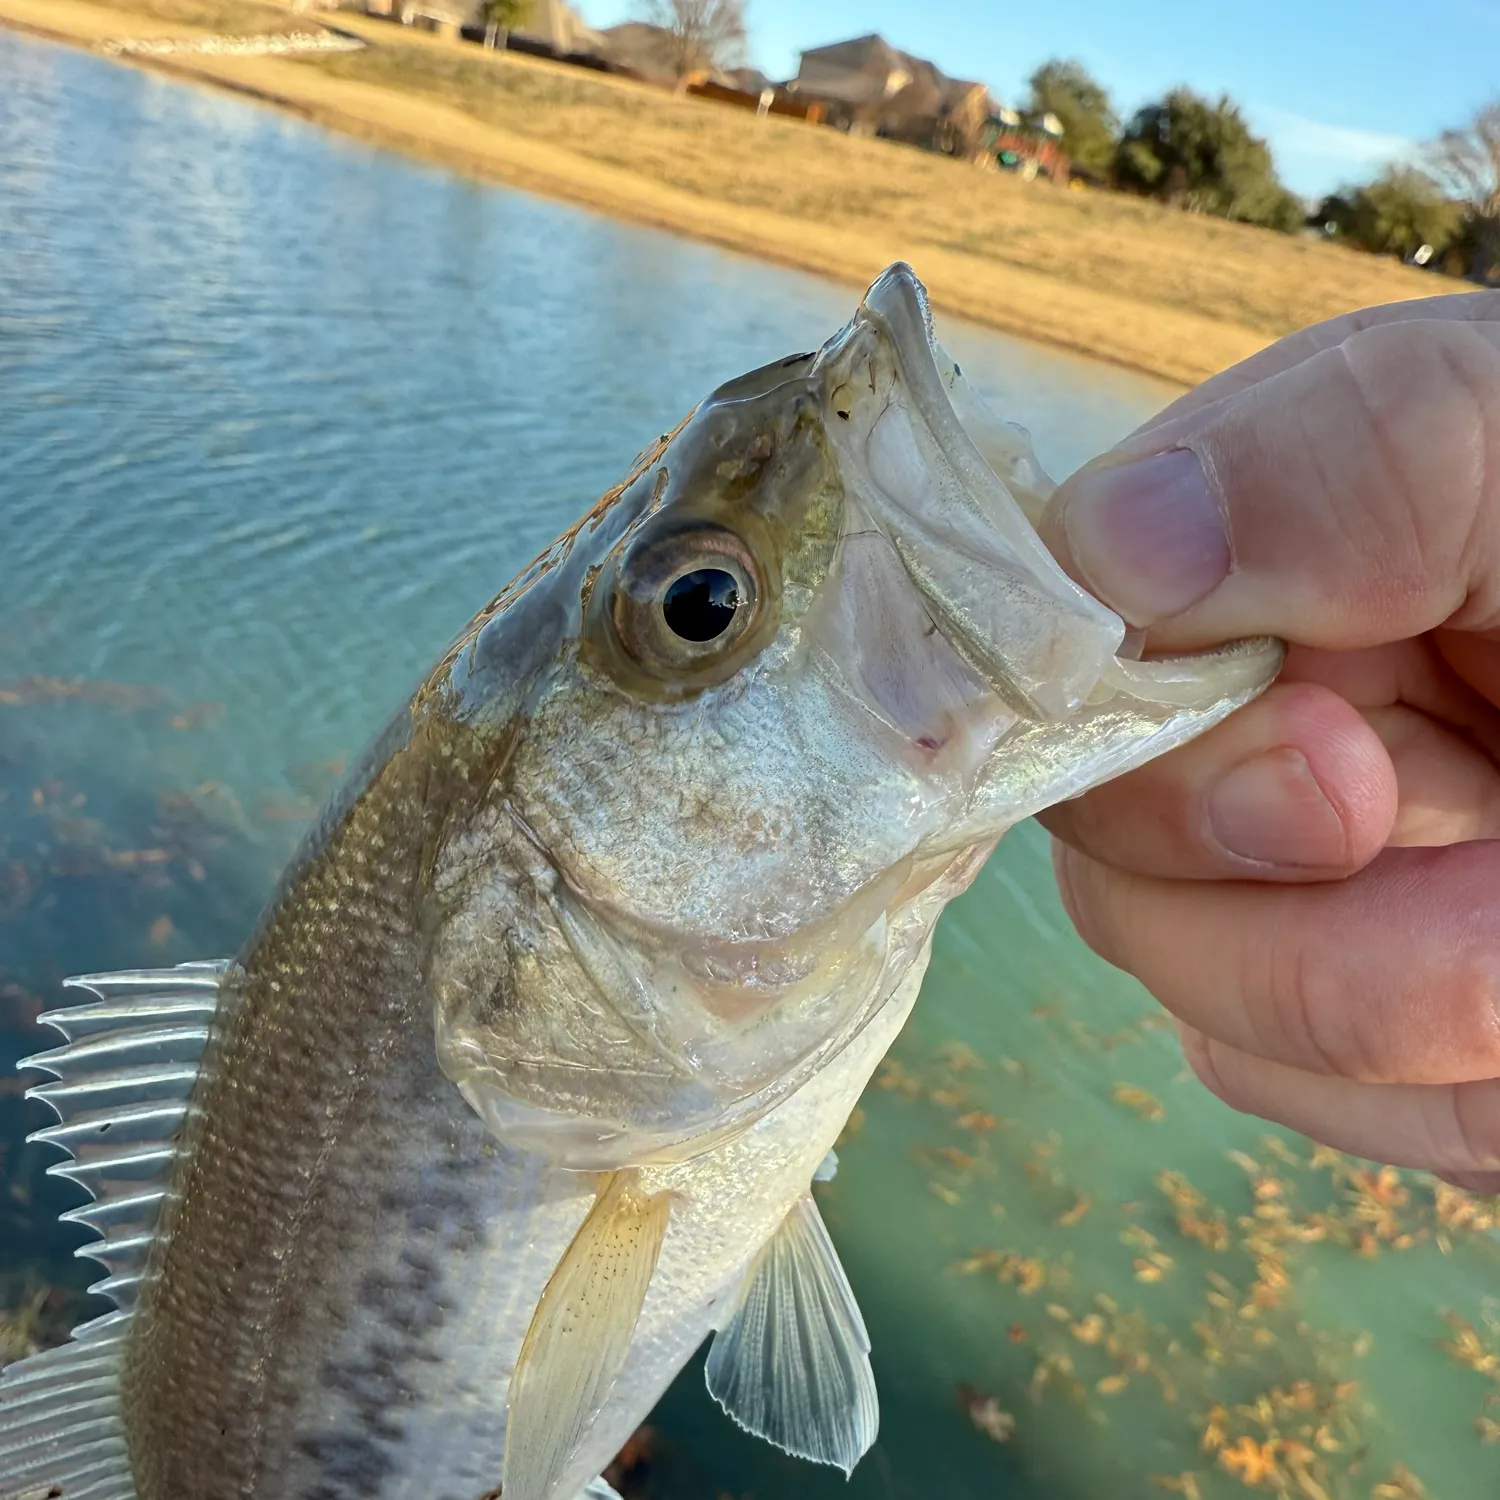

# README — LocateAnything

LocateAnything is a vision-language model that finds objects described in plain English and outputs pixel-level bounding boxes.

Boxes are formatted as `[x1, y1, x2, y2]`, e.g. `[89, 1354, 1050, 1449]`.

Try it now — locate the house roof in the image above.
[792, 31, 990, 119]
[725, 65, 776, 95]
[593, 20, 724, 83]
[797, 33, 907, 74]
[594, 22, 672, 80]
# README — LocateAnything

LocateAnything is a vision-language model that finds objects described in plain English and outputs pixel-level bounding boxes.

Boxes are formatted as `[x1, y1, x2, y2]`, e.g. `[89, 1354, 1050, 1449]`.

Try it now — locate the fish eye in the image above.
[662, 568, 741, 642]
[610, 525, 762, 679]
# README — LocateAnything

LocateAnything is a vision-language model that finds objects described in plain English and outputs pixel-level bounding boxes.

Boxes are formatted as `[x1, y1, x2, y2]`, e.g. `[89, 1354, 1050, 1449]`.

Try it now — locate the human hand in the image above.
[1036, 291, 1500, 1191]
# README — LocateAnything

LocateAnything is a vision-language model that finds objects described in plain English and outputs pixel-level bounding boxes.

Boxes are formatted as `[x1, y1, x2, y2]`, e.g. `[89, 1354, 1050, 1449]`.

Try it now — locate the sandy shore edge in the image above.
[0, 0, 1290, 387]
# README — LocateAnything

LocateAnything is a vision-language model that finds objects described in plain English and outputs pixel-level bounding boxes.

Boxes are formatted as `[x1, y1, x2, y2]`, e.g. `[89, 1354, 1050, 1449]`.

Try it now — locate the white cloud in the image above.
[1245, 104, 1427, 197]
[1251, 105, 1418, 166]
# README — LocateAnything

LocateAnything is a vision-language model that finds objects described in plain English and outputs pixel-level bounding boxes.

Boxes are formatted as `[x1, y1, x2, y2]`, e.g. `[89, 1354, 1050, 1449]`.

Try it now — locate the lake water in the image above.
[1, 29, 1496, 1500]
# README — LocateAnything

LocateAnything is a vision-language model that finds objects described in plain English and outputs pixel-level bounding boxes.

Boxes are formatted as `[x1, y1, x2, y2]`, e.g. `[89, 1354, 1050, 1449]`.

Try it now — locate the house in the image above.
[591, 22, 697, 86]
[589, 21, 756, 87]
[360, 0, 599, 54]
[725, 65, 776, 95]
[510, 0, 600, 54]
[790, 34, 913, 111]
[788, 33, 994, 156]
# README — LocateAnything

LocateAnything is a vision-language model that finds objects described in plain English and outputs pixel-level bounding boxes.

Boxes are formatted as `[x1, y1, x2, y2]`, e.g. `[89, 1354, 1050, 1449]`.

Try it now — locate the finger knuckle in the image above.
[1180, 1028, 1233, 1105]
[1051, 841, 1108, 958]
[1266, 919, 1500, 1084]
[1267, 932, 1360, 1077]
[1338, 322, 1500, 623]
[1053, 849, 1167, 985]
[1444, 1081, 1500, 1172]
[1433, 946, 1500, 1074]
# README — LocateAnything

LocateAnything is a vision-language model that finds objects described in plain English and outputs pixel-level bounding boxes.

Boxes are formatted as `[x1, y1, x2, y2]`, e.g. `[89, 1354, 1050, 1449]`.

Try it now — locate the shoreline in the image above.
[0, 0, 1463, 387]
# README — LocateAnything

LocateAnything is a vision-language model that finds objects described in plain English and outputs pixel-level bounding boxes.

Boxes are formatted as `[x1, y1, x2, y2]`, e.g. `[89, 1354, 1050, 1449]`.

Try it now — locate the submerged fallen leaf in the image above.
[1111, 1083, 1165, 1121]
[956, 1384, 1014, 1442]
[1071, 1314, 1104, 1345]
[1218, 1436, 1279, 1485]
[1372, 1464, 1429, 1500]
[1150, 1475, 1203, 1500]
[1056, 1194, 1090, 1227]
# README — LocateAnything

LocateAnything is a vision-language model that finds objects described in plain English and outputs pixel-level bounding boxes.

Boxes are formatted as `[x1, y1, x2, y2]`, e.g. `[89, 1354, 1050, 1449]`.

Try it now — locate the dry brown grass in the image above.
[53, 0, 313, 35]
[304, 24, 1453, 343]
[1, 0, 1471, 384]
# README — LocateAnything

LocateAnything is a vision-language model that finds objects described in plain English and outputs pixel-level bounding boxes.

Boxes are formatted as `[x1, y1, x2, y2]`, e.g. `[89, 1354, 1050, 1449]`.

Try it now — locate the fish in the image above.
[0, 263, 1282, 1500]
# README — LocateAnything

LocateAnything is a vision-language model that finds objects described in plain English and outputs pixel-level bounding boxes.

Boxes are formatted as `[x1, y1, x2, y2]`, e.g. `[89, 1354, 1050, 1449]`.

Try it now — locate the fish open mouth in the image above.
[802, 263, 1278, 785]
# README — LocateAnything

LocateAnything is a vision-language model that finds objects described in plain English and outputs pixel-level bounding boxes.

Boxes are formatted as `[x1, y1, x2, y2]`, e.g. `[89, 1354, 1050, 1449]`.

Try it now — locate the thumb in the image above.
[1041, 308, 1500, 652]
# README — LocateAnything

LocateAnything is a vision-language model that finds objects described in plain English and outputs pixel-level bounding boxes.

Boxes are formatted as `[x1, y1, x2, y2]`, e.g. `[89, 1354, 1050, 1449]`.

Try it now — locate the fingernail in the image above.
[1059, 448, 1229, 625]
[1207, 749, 1347, 868]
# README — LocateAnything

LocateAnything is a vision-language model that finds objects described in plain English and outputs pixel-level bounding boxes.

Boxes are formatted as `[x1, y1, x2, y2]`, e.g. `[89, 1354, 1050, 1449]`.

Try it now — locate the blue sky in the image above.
[578, 0, 1497, 199]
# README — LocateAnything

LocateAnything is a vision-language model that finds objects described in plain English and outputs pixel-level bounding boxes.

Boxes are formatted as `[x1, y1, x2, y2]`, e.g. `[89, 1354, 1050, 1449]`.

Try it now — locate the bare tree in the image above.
[644, 0, 746, 80]
[1429, 100, 1500, 282]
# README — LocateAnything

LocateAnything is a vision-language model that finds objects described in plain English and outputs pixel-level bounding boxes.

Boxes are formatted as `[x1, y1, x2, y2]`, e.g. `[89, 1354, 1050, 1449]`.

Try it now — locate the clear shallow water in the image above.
[1, 30, 1496, 1500]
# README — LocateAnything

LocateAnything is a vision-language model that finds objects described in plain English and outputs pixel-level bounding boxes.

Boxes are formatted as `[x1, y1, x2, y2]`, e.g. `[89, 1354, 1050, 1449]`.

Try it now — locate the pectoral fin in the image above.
[705, 1194, 877, 1475]
[504, 1172, 671, 1500]
[579, 1478, 624, 1500]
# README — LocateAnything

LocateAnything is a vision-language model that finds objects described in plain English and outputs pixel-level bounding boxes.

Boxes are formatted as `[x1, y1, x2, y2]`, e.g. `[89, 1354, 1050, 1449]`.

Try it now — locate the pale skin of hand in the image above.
[1034, 290, 1500, 1192]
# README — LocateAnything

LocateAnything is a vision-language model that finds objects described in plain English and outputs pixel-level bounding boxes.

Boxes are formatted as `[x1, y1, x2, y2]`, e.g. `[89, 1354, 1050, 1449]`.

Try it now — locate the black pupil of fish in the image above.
[662, 568, 740, 642]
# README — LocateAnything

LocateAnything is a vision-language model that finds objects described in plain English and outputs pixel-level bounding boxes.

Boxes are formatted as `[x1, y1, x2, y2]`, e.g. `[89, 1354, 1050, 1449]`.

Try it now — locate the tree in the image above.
[1314, 165, 1463, 261]
[1115, 87, 1303, 231]
[477, 0, 527, 50]
[643, 0, 746, 80]
[1428, 100, 1500, 283]
[1023, 59, 1117, 179]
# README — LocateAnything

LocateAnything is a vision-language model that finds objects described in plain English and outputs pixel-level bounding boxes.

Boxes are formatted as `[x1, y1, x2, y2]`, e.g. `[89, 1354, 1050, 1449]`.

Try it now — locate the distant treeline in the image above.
[1022, 60, 1498, 284]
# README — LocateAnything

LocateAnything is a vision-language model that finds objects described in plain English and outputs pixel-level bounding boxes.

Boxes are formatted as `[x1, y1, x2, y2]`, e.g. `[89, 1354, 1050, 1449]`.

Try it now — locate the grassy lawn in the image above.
[93, 0, 321, 34]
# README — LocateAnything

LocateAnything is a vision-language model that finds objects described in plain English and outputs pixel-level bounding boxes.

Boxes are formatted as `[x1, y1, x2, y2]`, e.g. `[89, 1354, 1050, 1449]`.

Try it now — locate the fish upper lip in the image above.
[828, 265, 1282, 726]
[822, 266, 1129, 725]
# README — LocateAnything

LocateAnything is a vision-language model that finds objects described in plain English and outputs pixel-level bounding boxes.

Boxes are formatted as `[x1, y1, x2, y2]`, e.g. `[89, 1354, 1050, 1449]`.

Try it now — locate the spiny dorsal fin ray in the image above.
[30, 1099, 190, 1152]
[503, 1171, 671, 1500]
[19, 963, 228, 1280]
[705, 1193, 878, 1475]
[0, 962, 229, 1500]
[23, 1024, 213, 1078]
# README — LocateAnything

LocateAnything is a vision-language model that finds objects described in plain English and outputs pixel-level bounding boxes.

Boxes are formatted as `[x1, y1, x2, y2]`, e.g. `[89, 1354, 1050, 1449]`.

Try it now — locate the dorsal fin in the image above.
[704, 1193, 878, 1475]
[0, 962, 228, 1500]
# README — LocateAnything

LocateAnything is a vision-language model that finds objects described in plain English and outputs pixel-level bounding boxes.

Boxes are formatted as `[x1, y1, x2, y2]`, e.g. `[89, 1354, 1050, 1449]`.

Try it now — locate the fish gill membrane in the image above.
[0, 264, 1282, 1500]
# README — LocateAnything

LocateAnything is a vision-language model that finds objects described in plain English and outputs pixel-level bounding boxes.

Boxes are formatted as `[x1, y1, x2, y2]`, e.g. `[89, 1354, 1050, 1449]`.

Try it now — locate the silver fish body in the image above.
[0, 264, 1282, 1500]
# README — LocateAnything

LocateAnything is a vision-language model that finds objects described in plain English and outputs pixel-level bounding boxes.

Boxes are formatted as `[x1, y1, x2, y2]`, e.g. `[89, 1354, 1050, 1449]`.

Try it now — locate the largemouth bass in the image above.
[0, 264, 1281, 1500]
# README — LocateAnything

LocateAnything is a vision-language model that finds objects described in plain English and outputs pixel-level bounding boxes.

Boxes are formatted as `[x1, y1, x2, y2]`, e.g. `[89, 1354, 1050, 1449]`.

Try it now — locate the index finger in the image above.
[1136, 290, 1500, 435]
[1042, 314, 1500, 653]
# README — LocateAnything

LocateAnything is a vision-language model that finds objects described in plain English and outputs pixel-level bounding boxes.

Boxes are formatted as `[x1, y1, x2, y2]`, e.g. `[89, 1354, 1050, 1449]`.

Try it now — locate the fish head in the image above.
[422, 264, 1281, 1169]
